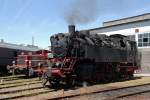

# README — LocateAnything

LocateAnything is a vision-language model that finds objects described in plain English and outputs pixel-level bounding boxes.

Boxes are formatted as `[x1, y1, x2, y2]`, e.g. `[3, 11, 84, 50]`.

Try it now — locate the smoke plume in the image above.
[64, 0, 144, 25]
[64, 0, 99, 25]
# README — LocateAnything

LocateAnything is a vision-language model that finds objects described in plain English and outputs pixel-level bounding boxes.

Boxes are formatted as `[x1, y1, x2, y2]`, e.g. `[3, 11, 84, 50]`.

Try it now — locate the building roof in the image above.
[103, 13, 150, 27]
[89, 13, 150, 34]
[0, 42, 41, 51]
[89, 19, 150, 32]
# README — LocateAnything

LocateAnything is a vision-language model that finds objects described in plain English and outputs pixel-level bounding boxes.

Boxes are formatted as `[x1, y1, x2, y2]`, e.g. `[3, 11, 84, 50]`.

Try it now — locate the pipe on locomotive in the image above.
[68, 25, 75, 34]
[68, 25, 76, 38]
[68, 25, 94, 45]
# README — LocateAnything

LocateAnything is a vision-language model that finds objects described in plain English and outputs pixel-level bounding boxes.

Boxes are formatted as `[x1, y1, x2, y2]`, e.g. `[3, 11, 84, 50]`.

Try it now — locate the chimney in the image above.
[68, 25, 75, 35]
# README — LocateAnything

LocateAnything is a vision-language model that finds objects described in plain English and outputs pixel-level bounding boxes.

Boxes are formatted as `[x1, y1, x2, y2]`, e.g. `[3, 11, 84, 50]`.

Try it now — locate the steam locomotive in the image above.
[41, 25, 141, 87]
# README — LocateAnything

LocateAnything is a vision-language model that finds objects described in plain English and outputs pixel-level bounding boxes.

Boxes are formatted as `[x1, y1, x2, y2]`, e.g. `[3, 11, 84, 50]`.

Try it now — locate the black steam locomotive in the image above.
[41, 25, 140, 87]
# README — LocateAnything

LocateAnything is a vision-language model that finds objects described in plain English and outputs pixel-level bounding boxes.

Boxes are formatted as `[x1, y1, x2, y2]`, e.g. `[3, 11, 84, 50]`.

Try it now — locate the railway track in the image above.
[0, 75, 25, 79]
[0, 83, 42, 94]
[0, 75, 26, 81]
[0, 88, 54, 100]
[0, 80, 41, 89]
[115, 92, 150, 100]
[0, 75, 49, 100]
[0, 75, 40, 89]
[66, 83, 150, 100]
[0, 76, 150, 100]
[15, 77, 150, 100]
[0, 78, 39, 85]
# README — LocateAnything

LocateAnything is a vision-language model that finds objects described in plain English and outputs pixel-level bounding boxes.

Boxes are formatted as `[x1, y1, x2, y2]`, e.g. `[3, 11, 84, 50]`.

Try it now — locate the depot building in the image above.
[89, 13, 150, 74]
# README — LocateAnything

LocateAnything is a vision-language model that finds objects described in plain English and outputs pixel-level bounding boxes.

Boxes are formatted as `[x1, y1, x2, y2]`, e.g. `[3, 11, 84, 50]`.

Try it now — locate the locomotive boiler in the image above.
[41, 25, 140, 87]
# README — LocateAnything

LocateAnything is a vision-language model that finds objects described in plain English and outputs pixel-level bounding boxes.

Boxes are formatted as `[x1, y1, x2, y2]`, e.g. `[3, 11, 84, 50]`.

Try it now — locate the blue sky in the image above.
[0, 0, 150, 48]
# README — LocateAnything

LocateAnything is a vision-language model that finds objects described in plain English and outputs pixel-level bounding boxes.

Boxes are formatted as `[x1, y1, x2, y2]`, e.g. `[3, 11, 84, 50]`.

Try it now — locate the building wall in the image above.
[139, 48, 150, 73]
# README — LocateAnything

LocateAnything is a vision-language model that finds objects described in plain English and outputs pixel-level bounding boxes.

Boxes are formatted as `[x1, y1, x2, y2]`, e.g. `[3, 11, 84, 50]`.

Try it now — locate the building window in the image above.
[138, 39, 142, 42]
[143, 38, 148, 42]
[138, 43, 142, 47]
[139, 34, 142, 38]
[143, 33, 148, 37]
[138, 33, 150, 47]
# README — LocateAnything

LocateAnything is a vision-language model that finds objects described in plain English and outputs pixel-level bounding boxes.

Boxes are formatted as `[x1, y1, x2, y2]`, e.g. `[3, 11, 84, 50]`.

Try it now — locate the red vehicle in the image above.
[7, 50, 52, 77]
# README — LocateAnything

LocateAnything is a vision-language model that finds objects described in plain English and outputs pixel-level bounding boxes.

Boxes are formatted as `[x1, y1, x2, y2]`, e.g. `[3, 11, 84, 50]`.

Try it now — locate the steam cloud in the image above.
[64, 0, 99, 25]
[64, 0, 142, 25]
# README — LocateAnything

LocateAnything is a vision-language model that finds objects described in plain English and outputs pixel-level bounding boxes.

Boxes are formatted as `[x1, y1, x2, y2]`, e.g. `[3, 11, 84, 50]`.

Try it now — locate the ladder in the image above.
[61, 57, 77, 71]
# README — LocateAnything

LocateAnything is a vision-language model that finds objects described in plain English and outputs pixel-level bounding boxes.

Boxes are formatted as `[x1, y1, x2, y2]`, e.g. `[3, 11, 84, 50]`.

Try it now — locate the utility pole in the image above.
[32, 36, 34, 46]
